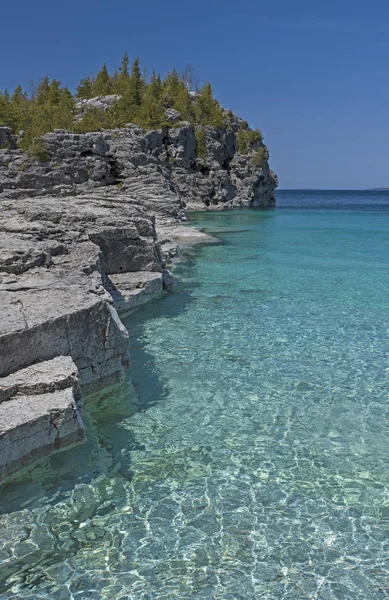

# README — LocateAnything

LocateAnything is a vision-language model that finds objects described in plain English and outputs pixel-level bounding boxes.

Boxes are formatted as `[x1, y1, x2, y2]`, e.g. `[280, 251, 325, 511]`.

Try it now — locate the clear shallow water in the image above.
[1, 190, 389, 599]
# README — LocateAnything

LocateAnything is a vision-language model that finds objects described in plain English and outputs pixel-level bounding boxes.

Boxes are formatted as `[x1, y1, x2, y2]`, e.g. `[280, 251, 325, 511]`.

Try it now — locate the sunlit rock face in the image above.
[0, 113, 277, 480]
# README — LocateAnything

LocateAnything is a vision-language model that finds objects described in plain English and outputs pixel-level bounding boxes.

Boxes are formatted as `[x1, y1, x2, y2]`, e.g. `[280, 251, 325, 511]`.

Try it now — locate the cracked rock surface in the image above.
[0, 117, 277, 481]
[0, 356, 84, 482]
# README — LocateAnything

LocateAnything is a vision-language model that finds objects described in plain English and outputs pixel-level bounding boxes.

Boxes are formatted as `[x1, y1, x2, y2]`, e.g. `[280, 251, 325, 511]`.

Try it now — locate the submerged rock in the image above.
[0, 357, 84, 482]
[0, 116, 277, 481]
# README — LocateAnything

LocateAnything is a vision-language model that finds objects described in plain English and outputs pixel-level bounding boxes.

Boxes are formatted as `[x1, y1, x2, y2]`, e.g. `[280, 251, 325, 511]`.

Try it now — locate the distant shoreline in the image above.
[277, 188, 389, 192]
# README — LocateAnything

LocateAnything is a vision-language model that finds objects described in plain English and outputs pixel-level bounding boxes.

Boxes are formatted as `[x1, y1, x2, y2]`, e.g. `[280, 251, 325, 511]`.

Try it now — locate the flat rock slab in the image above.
[0, 355, 80, 403]
[0, 356, 85, 482]
[107, 271, 163, 314]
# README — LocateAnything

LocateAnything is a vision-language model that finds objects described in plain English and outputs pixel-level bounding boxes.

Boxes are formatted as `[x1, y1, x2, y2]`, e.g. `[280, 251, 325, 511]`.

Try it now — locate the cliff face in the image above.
[0, 119, 277, 210]
[0, 117, 277, 482]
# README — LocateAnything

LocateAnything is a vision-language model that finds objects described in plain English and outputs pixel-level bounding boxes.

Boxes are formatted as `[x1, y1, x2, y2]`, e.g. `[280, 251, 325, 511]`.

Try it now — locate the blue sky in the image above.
[1, 0, 389, 189]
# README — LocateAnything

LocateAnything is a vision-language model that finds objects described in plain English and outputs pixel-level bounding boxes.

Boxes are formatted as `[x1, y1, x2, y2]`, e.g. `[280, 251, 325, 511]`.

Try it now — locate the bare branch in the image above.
[180, 64, 199, 92]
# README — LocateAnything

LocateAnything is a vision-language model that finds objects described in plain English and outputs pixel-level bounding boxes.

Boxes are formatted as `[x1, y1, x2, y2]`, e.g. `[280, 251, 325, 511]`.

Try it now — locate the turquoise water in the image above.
[1, 190, 389, 599]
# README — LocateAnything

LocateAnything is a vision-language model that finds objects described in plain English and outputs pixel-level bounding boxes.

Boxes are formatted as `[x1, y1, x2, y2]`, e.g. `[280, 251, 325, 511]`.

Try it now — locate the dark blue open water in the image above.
[1, 190, 389, 599]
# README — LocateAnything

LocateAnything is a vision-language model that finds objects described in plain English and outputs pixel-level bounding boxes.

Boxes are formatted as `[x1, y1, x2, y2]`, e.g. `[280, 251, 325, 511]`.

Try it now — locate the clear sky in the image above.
[1, 0, 389, 189]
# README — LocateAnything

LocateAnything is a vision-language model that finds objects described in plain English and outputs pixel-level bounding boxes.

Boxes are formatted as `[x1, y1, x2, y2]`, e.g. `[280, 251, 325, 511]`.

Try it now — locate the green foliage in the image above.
[252, 147, 265, 167]
[73, 107, 110, 133]
[94, 64, 112, 96]
[129, 57, 145, 107]
[28, 138, 49, 162]
[114, 52, 131, 95]
[237, 126, 263, 154]
[135, 71, 165, 129]
[195, 127, 207, 158]
[0, 55, 257, 155]
[76, 76, 95, 99]
[193, 83, 224, 127]
[0, 90, 12, 128]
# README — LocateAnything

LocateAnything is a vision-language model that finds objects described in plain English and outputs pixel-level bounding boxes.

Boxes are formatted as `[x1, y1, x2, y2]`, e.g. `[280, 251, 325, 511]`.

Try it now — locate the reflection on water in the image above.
[1, 193, 389, 599]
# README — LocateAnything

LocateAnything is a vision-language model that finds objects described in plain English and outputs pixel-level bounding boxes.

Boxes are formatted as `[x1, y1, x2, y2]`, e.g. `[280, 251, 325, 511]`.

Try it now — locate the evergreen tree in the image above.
[114, 51, 130, 95]
[18, 78, 74, 150]
[74, 107, 110, 133]
[173, 82, 192, 120]
[76, 76, 95, 99]
[94, 64, 111, 96]
[35, 76, 50, 103]
[135, 71, 165, 129]
[0, 90, 12, 128]
[129, 57, 144, 107]
[162, 69, 181, 106]
[9, 85, 30, 133]
[0, 54, 242, 154]
[194, 82, 224, 127]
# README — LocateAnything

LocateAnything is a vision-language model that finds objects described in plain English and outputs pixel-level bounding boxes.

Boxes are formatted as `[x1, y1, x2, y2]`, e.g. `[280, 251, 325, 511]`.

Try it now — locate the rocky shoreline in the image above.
[0, 117, 277, 482]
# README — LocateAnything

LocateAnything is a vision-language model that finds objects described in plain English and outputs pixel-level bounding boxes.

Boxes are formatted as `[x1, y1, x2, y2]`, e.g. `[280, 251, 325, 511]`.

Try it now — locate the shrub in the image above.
[252, 147, 265, 168]
[28, 138, 49, 162]
[237, 126, 263, 154]
[195, 127, 207, 158]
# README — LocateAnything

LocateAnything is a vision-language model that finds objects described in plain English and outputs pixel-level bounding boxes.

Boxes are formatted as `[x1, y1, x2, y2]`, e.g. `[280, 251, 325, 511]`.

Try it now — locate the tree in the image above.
[0, 90, 12, 128]
[180, 64, 198, 92]
[18, 78, 74, 151]
[35, 76, 50, 104]
[173, 82, 192, 120]
[163, 69, 181, 106]
[129, 57, 144, 106]
[76, 76, 95, 99]
[135, 71, 164, 129]
[94, 63, 111, 96]
[193, 82, 224, 127]
[114, 51, 130, 95]
[9, 85, 30, 133]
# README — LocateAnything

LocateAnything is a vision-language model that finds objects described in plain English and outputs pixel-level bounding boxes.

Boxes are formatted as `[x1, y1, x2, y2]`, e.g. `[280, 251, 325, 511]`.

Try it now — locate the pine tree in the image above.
[94, 64, 111, 96]
[129, 57, 144, 107]
[76, 76, 95, 99]
[0, 90, 12, 128]
[173, 82, 192, 120]
[162, 69, 181, 106]
[114, 51, 130, 95]
[9, 85, 30, 133]
[135, 71, 165, 129]
[36, 76, 50, 103]
[194, 82, 224, 127]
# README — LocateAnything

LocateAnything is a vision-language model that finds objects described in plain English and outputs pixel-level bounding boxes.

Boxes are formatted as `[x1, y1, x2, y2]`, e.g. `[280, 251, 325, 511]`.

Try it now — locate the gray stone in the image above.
[0, 356, 80, 403]
[74, 95, 121, 122]
[107, 271, 164, 314]
[0, 356, 85, 482]
[0, 127, 16, 150]
[165, 108, 182, 123]
[0, 110, 277, 481]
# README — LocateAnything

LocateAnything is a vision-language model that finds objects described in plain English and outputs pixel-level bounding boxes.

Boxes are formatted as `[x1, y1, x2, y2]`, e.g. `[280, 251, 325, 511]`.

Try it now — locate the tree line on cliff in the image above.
[0, 53, 263, 160]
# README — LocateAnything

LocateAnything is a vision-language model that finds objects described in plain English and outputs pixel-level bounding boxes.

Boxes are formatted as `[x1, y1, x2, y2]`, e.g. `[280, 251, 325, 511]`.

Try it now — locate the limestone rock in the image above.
[106, 271, 164, 314]
[0, 113, 277, 481]
[0, 356, 85, 482]
[0, 127, 16, 150]
[0, 118, 277, 209]
[165, 108, 182, 123]
[74, 95, 121, 122]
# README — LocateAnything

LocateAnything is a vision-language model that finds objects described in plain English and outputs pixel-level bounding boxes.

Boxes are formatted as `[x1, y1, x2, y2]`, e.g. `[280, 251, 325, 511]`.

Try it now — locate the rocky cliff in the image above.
[0, 116, 277, 209]
[0, 114, 277, 482]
